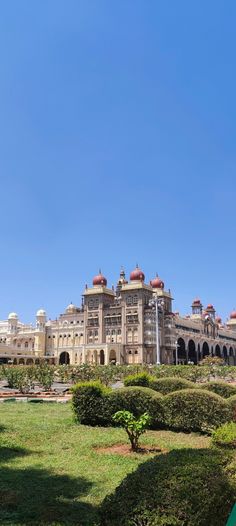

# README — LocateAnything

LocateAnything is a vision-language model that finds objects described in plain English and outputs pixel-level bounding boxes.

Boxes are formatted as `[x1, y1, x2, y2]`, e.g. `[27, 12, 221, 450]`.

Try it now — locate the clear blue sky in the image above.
[0, 1, 235, 323]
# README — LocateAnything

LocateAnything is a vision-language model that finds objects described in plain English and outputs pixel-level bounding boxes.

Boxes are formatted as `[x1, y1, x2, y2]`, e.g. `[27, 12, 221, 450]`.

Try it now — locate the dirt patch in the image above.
[94, 443, 167, 456]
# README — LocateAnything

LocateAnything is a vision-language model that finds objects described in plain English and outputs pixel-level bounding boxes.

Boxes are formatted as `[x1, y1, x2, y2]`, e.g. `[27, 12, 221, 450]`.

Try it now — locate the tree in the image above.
[113, 410, 151, 451]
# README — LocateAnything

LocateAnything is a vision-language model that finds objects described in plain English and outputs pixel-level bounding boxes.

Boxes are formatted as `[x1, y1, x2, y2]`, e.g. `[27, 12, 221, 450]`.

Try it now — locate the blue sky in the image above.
[0, 1, 235, 323]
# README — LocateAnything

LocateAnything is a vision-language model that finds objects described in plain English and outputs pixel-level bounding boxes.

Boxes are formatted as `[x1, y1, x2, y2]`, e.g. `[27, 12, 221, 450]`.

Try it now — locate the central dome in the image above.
[130, 266, 145, 282]
[66, 303, 77, 314]
[230, 311, 236, 320]
[93, 272, 107, 287]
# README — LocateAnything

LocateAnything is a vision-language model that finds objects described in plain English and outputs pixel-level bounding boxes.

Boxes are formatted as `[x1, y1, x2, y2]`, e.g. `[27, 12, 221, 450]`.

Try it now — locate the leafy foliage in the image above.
[227, 395, 236, 421]
[149, 376, 196, 394]
[124, 372, 151, 387]
[199, 356, 225, 366]
[212, 422, 236, 449]
[199, 381, 236, 399]
[99, 448, 235, 526]
[108, 387, 164, 428]
[161, 388, 231, 433]
[113, 410, 151, 451]
[71, 381, 112, 426]
[72, 384, 164, 428]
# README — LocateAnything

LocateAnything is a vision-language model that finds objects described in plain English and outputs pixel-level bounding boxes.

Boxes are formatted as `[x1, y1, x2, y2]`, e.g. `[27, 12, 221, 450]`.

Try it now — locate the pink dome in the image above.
[93, 272, 107, 287]
[230, 311, 236, 320]
[130, 266, 145, 282]
[150, 276, 164, 289]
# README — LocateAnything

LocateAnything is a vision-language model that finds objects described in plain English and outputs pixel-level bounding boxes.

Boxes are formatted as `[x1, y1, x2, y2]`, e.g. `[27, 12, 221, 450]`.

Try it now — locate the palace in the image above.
[1, 266, 236, 366]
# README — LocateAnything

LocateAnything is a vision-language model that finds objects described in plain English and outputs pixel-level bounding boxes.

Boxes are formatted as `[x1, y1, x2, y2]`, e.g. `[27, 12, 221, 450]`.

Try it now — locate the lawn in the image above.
[0, 402, 210, 526]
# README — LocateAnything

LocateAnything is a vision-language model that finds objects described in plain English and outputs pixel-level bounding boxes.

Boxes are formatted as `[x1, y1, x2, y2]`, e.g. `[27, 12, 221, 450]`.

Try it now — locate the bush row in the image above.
[72, 382, 232, 433]
[124, 372, 236, 398]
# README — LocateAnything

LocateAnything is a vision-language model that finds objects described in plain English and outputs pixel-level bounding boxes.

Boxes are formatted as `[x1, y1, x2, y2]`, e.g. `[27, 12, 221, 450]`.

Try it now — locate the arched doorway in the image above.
[18, 358, 25, 365]
[13, 358, 17, 365]
[26, 358, 34, 365]
[188, 340, 197, 364]
[229, 347, 234, 365]
[223, 346, 228, 364]
[215, 344, 221, 357]
[109, 349, 116, 364]
[100, 349, 105, 365]
[59, 351, 70, 365]
[177, 338, 187, 365]
[202, 342, 209, 358]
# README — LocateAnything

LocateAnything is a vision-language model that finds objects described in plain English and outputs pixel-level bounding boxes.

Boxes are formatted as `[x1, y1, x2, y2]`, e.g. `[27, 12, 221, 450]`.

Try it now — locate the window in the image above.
[25, 342, 28, 348]
[133, 295, 138, 305]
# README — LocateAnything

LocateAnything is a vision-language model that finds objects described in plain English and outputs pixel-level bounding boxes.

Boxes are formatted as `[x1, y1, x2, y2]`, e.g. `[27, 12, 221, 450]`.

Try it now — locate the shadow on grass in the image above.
[0, 445, 29, 463]
[0, 465, 98, 525]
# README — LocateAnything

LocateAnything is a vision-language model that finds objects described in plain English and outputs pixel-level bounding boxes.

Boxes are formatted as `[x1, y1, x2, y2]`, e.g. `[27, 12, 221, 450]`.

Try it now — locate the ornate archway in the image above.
[202, 342, 209, 358]
[177, 338, 187, 365]
[188, 340, 197, 364]
[223, 346, 228, 363]
[109, 349, 116, 364]
[59, 351, 70, 365]
[100, 349, 105, 365]
[229, 347, 234, 365]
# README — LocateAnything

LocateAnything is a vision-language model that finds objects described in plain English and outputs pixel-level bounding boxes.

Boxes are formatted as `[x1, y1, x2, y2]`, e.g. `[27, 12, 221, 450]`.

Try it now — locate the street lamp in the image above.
[149, 296, 164, 365]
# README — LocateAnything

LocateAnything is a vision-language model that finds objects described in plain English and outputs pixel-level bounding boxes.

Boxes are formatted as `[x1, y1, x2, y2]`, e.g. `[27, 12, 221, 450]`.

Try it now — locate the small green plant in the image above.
[113, 410, 151, 451]
[212, 422, 236, 449]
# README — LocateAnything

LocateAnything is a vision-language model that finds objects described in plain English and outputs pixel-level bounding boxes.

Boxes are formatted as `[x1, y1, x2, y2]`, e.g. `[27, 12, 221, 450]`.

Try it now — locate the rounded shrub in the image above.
[198, 381, 236, 399]
[212, 422, 236, 449]
[99, 448, 234, 526]
[108, 386, 164, 428]
[227, 394, 236, 421]
[123, 372, 151, 387]
[71, 381, 111, 426]
[161, 389, 231, 433]
[149, 376, 196, 395]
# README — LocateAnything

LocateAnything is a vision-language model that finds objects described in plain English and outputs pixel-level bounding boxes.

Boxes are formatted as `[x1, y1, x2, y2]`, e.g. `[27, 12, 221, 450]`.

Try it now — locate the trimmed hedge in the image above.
[107, 387, 164, 428]
[149, 376, 196, 394]
[99, 448, 235, 526]
[124, 373, 196, 395]
[199, 381, 236, 399]
[212, 422, 236, 449]
[161, 389, 231, 433]
[227, 395, 236, 421]
[124, 372, 151, 387]
[72, 382, 163, 428]
[71, 381, 112, 426]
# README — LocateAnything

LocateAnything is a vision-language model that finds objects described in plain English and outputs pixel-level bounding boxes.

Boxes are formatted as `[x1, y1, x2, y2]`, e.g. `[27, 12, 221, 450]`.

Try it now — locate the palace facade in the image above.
[1, 266, 236, 366]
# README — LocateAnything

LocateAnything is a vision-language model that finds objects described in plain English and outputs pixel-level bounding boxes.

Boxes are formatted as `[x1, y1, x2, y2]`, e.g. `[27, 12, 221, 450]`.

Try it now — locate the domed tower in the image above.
[35, 309, 47, 357]
[36, 309, 47, 331]
[205, 304, 216, 321]
[93, 270, 107, 288]
[130, 265, 145, 283]
[8, 312, 18, 334]
[191, 298, 203, 318]
[227, 311, 236, 331]
[150, 275, 165, 291]
[65, 303, 77, 314]
[116, 267, 128, 295]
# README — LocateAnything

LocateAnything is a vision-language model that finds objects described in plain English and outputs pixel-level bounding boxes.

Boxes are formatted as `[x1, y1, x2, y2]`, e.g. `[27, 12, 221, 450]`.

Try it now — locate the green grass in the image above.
[0, 402, 210, 526]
